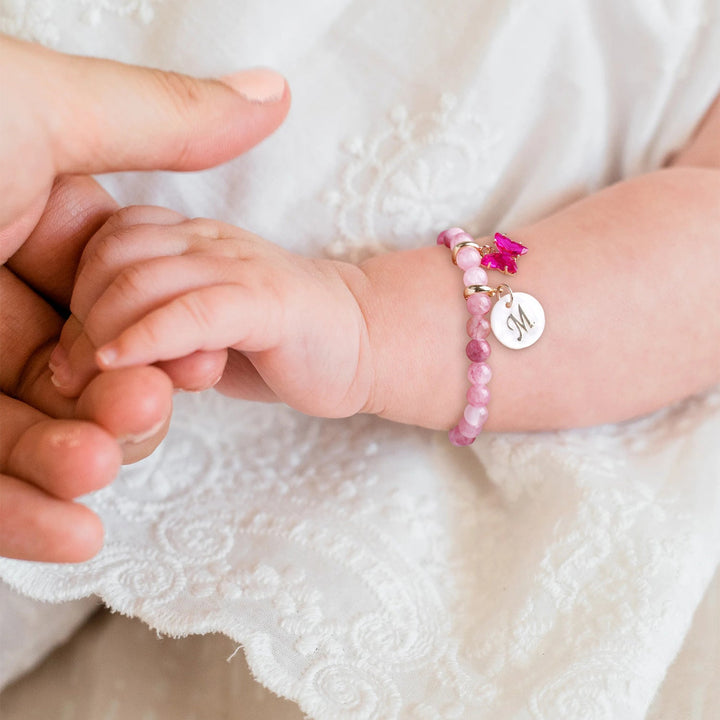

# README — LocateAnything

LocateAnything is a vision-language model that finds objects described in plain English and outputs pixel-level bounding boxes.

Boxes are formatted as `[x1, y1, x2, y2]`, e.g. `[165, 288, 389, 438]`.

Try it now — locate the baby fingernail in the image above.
[49, 360, 71, 389]
[50, 370, 68, 389]
[96, 346, 118, 368]
[220, 68, 286, 104]
[49, 343, 67, 371]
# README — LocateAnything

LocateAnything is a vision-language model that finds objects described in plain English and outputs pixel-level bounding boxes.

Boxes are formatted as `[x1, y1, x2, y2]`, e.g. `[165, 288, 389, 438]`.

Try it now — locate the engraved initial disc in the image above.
[490, 291, 545, 349]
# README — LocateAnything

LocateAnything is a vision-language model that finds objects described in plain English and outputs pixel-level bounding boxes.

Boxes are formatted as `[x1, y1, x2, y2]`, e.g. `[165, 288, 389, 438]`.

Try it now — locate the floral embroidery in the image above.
[0, 0, 158, 46]
[0, 0, 59, 45]
[324, 94, 502, 262]
[78, 0, 159, 27]
[1, 386, 719, 719]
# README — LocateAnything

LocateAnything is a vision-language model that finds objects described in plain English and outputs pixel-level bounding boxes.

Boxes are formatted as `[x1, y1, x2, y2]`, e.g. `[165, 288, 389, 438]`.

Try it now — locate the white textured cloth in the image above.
[1, 1, 720, 718]
[3, 568, 719, 719]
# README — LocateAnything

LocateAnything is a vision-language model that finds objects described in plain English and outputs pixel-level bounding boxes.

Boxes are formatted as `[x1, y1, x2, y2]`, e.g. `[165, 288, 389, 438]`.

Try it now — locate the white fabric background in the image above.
[1, 1, 720, 718]
[2, 567, 719, 719]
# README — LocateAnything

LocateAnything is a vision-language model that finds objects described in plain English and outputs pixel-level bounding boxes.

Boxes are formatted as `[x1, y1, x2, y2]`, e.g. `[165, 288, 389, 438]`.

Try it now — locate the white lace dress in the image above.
[1, 1, 720, 718]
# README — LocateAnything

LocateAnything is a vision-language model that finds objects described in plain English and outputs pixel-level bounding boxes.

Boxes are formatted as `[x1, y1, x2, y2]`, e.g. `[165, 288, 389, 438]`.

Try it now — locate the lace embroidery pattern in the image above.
[0, 0, 158, 45]
[0, 0, 59, 45]
[324, 94, 502, 262]
[78, 0, 159, 27]
[0, 387, 718, 719]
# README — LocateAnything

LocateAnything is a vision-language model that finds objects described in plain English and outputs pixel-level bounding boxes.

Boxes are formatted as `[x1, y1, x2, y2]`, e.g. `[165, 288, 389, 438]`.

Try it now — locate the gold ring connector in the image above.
[451, 240, 482, 265]
[496, 283, 514, 308]
[463, 284, 496, 299]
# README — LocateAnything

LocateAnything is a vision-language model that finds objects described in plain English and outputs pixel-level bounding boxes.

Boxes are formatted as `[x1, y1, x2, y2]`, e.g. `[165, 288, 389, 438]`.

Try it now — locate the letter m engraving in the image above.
[506, 304, 534, 342]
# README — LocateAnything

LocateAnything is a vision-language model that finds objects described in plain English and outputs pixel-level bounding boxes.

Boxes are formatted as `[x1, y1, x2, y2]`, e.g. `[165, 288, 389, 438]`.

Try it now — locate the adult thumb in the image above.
[1, 36, 289, 224]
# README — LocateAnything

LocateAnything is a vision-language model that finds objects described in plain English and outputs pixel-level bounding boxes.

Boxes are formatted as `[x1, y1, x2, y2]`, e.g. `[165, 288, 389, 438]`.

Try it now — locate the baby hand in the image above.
[51, 206, 375, 418]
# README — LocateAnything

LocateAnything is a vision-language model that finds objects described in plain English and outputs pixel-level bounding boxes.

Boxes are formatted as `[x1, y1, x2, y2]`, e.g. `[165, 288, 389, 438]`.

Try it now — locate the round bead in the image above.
[463, 403, 489, 427]
[466, 315, 491, 339]
[458, 417, 483, 437]
[466, 293, 492, 316]
[437, 227, 465, 247]
[463, 266, 488, 286]
[466, 339, 491, 362]
[449, 426, 475, 446]
[456, 245, 482, 270]
[467, 384, 490, 406]
[468, 362, 492, 385]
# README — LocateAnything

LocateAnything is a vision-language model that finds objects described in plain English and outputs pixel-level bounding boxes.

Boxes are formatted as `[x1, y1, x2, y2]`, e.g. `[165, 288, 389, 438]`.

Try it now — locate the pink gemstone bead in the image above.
[449, 426, 475, 446]
[437, 227, 465, 247]
[466, 339, 491, 362]
[466, 293, 492, 316]
[463, 266, 488, 286]
[466, 315, 490, 339]
[467, 384, 490, 406]
[468, 362, 492, 385]
[458, 417, 483, 437]
[456, 245, 482, 270]
[463, 403, 489, 427]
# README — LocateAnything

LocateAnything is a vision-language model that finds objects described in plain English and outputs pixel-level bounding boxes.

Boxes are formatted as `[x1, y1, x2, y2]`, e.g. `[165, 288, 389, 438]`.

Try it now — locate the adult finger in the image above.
[75, 366, 173, 464]
[155, 350, 229, 392]
[0, 265, 71, 418]
[0, 395, 111, 562]
[0, 474, 104, 562]
[7, 175, 118, 306]
[1, 258, 172, 464]
[0, 36, 290, 228]
[0, 262, 172, 463]
[1, 395, 120, 500]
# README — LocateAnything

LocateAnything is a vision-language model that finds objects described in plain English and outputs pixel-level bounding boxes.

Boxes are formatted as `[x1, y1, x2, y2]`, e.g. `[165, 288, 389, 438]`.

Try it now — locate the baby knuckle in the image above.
[83, 208, 148, 266]
[135, 315, 166, 351]
[183, 217, 224, 241]
[114, 264, 150, 301]
[87, 229, 127, 271]
[179, 293, 214, 332]
[105, 206, 136, 230]
[110, 205, 187, 232]
[106, 205, 152, 230]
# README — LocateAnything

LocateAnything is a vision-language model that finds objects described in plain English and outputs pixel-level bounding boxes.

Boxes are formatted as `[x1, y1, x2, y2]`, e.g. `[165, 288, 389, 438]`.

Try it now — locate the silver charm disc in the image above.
[490, 291, 545, 349]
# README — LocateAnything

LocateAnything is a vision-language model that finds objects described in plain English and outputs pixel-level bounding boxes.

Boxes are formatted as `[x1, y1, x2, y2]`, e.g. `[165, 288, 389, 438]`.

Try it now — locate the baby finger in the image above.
[95, 284, 270, 369]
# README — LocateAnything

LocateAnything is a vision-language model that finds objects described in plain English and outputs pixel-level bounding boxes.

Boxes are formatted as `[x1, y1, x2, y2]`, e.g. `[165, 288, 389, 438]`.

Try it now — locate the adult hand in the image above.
[0, 35, 290, 562]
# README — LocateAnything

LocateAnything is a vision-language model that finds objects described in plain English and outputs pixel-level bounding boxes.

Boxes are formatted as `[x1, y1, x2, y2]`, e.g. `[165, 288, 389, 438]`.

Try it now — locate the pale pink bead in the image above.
[466, 293, 492, 316]
[468, 362, 492, 385]
[449, 426, 475, 446]
[467, 384, 490, 406]
[458, 417, 483, 437]
[462, 266, 488, 287]
[463, 403, 489, 427]
[466, 339, 491, 363]
[437, 227, 465, 247]
[456, 245, 482, 270]
[466, 315, 490, 339]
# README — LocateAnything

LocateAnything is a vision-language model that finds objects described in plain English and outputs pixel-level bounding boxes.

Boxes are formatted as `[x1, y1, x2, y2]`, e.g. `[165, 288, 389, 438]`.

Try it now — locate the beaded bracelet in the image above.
[437, 227, 545, 446]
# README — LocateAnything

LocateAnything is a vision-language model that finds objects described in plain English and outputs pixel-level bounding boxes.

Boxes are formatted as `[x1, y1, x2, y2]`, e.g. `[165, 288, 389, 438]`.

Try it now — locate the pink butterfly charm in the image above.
[480, 232, 528, 274]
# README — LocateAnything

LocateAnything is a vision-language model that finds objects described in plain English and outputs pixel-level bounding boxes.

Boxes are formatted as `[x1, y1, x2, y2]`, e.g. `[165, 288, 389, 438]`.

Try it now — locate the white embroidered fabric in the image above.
[1, 1, 720, 718]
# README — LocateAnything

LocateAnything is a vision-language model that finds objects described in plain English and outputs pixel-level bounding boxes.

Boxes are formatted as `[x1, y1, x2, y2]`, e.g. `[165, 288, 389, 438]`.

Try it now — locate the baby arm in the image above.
[54, 132, 720, 433]
[362, 93, 720, 431]
[357, 166, 720, 431]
